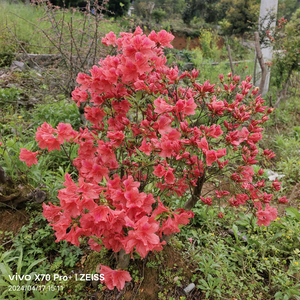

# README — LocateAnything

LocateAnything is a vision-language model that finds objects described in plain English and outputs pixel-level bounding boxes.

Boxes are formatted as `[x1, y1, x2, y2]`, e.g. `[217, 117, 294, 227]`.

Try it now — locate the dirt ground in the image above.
[171, 32, 224, 50]
[0, 208, 29, 248]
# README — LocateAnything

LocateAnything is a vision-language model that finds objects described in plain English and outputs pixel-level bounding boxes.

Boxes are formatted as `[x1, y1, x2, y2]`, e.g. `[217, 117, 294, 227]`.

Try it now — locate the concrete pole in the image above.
[256, 0, 278, 95]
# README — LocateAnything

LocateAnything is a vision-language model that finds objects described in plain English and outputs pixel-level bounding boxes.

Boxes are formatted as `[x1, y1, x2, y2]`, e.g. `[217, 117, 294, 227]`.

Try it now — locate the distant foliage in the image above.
[134, 0, 185, 19]
[269, 9, 300, 94]
[152, 8, 167, 23]
[278, 0, 300, 21]
[106, 0, 131, 18]
[221, 0, 259, 36]
[182, 0, 221, 25]
[49, 0, 82, 7]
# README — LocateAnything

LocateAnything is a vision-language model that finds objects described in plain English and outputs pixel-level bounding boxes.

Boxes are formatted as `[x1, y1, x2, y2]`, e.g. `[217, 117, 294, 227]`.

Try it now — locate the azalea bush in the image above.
[19, 27, 288, 291]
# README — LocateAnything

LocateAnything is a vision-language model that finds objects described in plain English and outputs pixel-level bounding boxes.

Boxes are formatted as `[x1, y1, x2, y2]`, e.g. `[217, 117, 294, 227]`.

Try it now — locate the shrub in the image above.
[152, 8, 167, 24]
[20, 27, 288, 291]
[269, 10, 300, 102]
[199, 29, 220, 60]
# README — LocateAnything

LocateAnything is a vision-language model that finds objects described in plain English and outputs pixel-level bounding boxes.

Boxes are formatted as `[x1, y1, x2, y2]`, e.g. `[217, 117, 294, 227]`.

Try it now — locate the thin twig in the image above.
[132, 256, 146, 300]
[61, 144, 73, 166]
[9, 12, 70, 67]
[0, 202, 28, 219]
[6, 24, 69, 94]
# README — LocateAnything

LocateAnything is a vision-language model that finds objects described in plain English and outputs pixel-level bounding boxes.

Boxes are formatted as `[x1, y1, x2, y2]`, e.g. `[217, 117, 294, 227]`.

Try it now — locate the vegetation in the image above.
[0, 0, 300, 299]
[106, 0, 131, 18]
[0, 1, 120, 55]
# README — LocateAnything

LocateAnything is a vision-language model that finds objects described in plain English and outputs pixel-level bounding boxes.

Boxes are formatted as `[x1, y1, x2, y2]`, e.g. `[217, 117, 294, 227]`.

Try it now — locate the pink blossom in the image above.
[99, 265, 132, 291]
[19, 148, 38, 167]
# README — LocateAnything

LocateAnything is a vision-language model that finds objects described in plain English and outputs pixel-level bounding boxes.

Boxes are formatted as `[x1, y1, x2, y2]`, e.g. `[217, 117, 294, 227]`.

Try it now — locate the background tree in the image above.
[152, 8, 167, 23]
[278, 0, 300, 21]
[134, 0, 185, 19]
[105, 0, 131, 18]
[49, 0, 81, 7]
[221, 0, 259, 35]
[182, 0, 223, 25]
[271, 8, 300, 105]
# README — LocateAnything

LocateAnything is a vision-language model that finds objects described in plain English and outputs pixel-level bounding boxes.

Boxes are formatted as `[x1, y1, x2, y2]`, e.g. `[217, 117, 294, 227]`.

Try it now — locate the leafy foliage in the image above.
[105, 0, 131, 18]
[221, 0, 259, 36]
[182, 0, 221, 24]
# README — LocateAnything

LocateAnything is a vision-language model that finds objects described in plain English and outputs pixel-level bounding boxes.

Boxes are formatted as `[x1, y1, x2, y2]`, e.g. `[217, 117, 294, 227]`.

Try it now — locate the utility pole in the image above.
[256, 0, 278, 95]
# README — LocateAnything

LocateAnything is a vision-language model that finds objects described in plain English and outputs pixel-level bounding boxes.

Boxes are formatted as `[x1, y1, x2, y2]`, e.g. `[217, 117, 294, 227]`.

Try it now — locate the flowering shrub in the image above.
[266, 12, 300, 97]
[20, 27, 288, 291]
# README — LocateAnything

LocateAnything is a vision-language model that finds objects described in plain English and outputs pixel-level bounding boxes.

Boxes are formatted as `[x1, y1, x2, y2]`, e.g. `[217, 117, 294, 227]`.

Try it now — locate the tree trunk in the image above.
[184, 173, 206, 210]
[117, 249, 130, 269]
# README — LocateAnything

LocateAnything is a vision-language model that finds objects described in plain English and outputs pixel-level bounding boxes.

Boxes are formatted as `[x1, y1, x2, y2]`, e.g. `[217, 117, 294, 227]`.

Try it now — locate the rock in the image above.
[34, 188, 47, 203]
[27, 187, 47, 203]
[10, 61, 27, 72]
[0, 165, 7, 184]
[228, 229, 248, 242]
[183, 62, 194, 71]
[33, 66, 43, 75]
[184, 283, 195, 294]
[91, 280, 98, 289]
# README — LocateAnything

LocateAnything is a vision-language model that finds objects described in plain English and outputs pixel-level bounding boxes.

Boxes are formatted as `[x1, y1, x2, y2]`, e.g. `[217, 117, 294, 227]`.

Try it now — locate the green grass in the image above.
[0, 1, 120, 55]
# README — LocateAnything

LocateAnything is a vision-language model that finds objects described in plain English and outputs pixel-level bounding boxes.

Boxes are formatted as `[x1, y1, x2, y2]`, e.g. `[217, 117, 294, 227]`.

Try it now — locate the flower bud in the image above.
[258, 168, 264, 176]
[251, 87, 259, 96]
[233, 75, 240, 83]
[180, 121, 188, 132]
[278, 196, 289, 204]
[218, 212, 224, 218]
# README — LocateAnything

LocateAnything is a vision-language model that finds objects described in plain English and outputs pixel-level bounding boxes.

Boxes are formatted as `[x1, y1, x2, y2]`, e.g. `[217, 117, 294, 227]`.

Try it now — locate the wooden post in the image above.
[254, 32, 267, 94]
[227, 44, 235, 76]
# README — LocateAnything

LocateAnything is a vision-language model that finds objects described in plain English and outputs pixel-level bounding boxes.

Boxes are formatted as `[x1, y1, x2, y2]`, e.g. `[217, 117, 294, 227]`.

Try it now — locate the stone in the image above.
[0, 165, 7, 184]
[10, 61, 26, 72]
[183, 62, 194, 71]
[34, 188, 47, 203]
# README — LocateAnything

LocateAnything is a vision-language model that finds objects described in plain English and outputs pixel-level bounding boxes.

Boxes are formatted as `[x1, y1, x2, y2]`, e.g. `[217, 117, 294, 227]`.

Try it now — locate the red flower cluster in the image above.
[20, 27, 288, 291]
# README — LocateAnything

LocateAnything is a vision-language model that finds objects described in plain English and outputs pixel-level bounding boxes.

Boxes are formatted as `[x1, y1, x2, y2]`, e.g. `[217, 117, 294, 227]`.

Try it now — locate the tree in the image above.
[182, 0, 222, 25]
[152, 8, 167, 23]
[49, 0, 81, 7]
[222, 0, 259, 36]
[278, 0, 300, 21]
[134, 0, 185, 19]
[105, 0, 131, 18]
[269, 9, 300, 106]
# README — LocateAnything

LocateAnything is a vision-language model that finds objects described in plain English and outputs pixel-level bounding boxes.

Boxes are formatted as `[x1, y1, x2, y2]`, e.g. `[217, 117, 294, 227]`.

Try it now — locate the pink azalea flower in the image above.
[19, 148, 38, 167]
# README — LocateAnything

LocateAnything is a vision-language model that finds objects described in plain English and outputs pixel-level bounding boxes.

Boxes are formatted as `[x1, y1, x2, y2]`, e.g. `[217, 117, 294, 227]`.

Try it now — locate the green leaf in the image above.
[16, 247, 23, 276]
[0, 263, 12, 278]
[0, 279, 10, 286]
[285, 207, 300, 221]
[24, 258, 46, 276]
